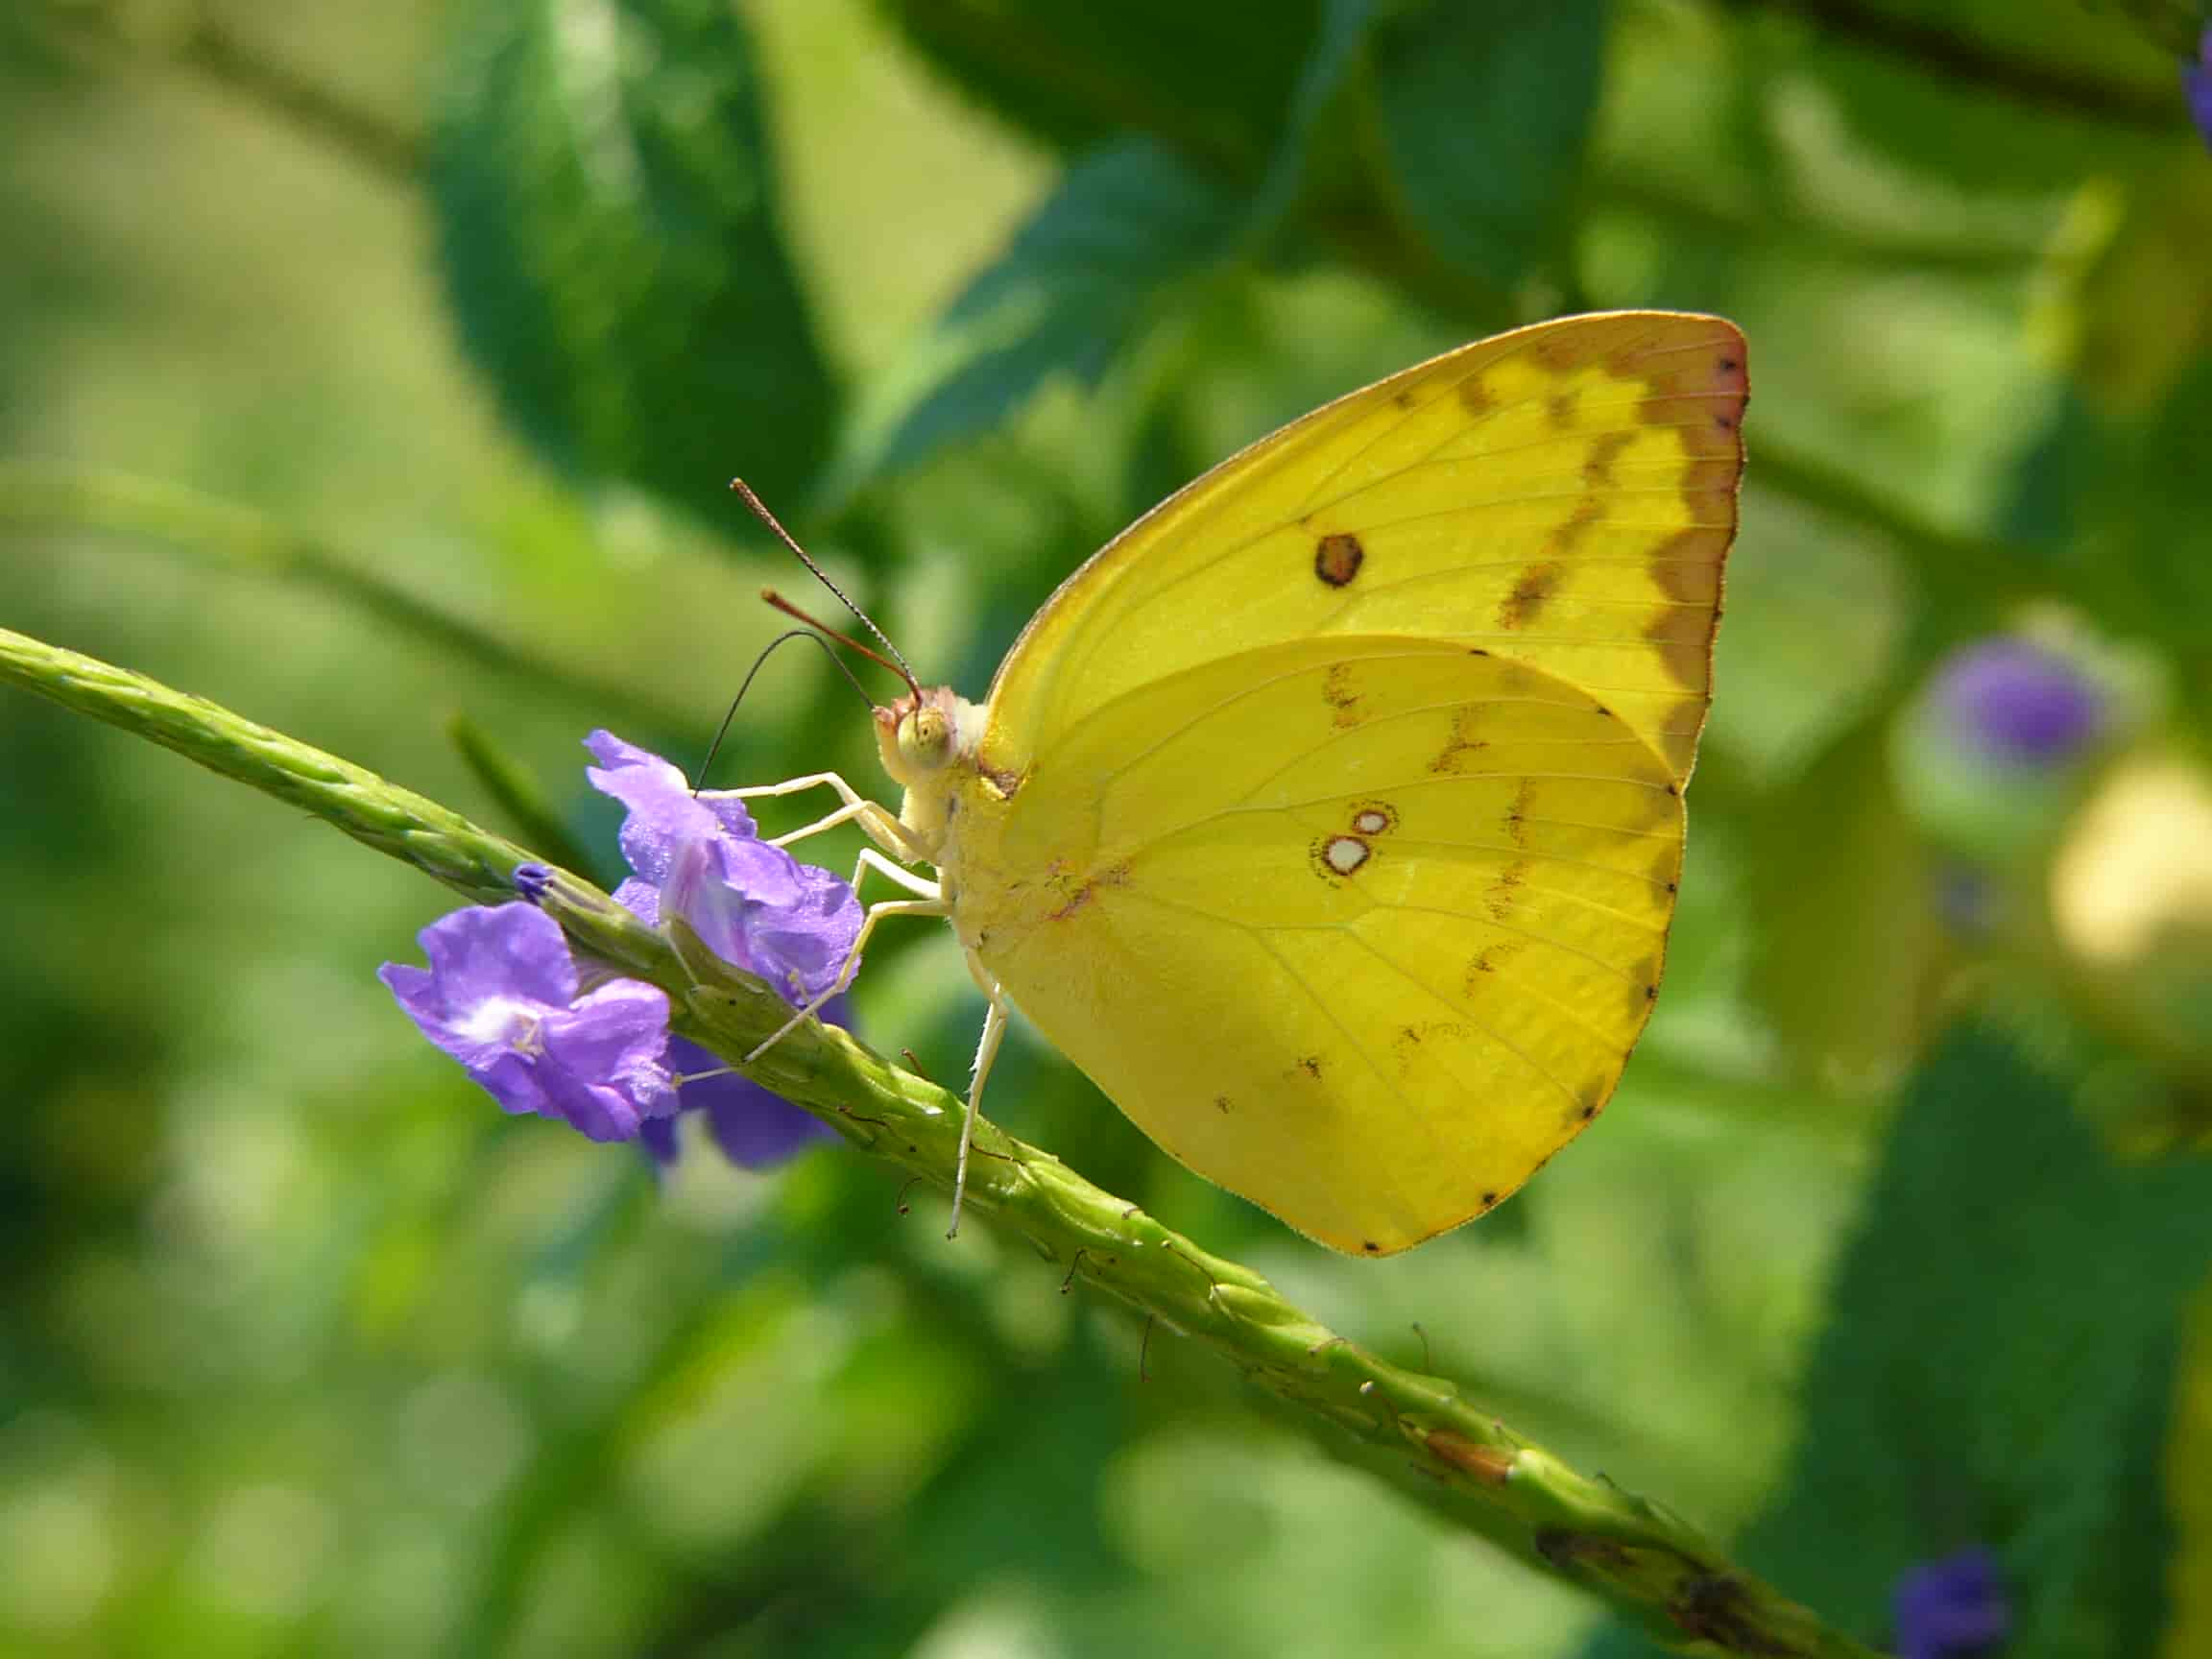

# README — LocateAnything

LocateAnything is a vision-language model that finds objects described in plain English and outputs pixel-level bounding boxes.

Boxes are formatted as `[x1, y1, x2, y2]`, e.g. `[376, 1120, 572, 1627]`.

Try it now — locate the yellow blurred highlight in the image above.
[2052, 755, 2212, 1089]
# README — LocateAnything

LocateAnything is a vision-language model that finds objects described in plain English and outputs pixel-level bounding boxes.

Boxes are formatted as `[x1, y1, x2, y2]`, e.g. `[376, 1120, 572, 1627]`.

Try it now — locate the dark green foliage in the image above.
[841, 141, 1238, 492]
[872, 0, 1328, 174]
[1367, 0, 1607, 292]
[1586, 1023, 2209, 1657]
[428, 0, 836, 520]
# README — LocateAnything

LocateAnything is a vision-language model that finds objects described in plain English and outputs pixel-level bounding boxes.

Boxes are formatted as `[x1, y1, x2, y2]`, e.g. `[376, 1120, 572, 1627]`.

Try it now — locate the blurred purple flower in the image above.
[2187, 29, 2212, 148]
[1894, 1548, 2008, 1659]
[1935, 637, 2105, 768]
[380, 903, 676, 1142]
[586, 730, 857, 1170]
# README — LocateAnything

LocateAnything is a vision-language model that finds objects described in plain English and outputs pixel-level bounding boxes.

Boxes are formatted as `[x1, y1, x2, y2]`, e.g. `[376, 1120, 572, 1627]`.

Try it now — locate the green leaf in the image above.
[429, 0, 836, 519]
[1366, 0, 1607, 293]
[830, 140, 1239, 495]
[1585, 1022, 2208, 1656]
[2158, 1284, 2212, 1657]
[1741, 707, 1945, 1086]
[871, 0, 1326, 177]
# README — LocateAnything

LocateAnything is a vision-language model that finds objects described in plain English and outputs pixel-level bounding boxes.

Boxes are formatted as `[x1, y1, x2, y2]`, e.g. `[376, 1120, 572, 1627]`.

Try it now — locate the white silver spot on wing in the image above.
[1353, 808, 1390, 835]
[1325, 835, 1371, 876]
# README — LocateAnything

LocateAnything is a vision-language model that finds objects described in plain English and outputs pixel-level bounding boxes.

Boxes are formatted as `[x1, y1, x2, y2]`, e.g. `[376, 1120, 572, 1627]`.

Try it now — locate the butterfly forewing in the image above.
[982, 312, 1744, 785]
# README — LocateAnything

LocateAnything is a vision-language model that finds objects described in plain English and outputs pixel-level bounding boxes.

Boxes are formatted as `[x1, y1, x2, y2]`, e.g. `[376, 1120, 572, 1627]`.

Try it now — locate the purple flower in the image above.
[586, 731, 859, 1170]
[585, 731, 860, 1002]
[639, 1026, 841, 1169]
[1934, 637, 2105, 768]
[1894, 1548, 2008, 1659]
[2187, 30, 2212, 149]
[380, 903, 675, 1142]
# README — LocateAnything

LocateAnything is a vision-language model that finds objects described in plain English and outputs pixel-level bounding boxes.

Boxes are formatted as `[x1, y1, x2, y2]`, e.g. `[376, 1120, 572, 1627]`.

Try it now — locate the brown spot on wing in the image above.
[1457, 376, 1498, 417]
[1498, 561, 1564, 630]
[1626, 950, 1667, 1023]
[1045, 859, 1131, 922]
[1350, 802, 1398, 835]
[1581, 429, 1634, 489]
[1295, 1054, 1323, 1080]
[1644, 618, 1712, 691]
[1315, 532, 1365, 588]
[1547, 392, 1576, 429]
[1430, 705, 1489, 775]
[1322, 661, 1363, 730]
[1465, 940, 1522, 996]
[1393, 1020, 1469, 1076]
[1551, 497, 1603, 556]
[1484, 857, 1530, 924]
[1311, 834, 1374, 880]
[1504, 779, 1536, 847]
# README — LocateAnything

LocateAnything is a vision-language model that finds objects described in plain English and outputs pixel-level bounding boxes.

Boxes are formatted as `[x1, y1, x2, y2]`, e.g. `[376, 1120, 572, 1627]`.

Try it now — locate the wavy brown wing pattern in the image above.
[981, 311, 1745, 788]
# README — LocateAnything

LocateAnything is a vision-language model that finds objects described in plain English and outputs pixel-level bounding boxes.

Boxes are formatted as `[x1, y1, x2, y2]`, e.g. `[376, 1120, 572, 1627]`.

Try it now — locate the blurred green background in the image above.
[7, 1, 2212, 1654]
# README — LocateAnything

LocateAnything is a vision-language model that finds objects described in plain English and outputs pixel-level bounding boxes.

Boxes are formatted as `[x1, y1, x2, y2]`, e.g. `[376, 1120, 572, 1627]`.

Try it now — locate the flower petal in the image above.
[382, 902, 673, 1142]
[661, 831, 862, 1005]
[663, 1031, 837, 1169]
[541, 981, 677, 1126]
[585, 729, 761, 885]
[417, 903, 578, 1010]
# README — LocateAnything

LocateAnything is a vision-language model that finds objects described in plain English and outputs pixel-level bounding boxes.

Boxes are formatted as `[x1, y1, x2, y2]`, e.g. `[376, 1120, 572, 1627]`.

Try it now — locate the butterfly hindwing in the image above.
[956, 635, 1682, 1254]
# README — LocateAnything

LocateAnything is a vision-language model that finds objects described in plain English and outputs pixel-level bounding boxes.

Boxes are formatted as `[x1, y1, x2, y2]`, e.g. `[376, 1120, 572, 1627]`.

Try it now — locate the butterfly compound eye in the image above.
[902, 705, 953, 770]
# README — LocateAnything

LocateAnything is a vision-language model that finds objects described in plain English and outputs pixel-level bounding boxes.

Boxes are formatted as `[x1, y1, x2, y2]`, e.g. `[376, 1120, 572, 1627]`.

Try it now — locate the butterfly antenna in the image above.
[693, 628, 878, 795]
[761, 587, 923, 705]
[731, 478, 921, 696]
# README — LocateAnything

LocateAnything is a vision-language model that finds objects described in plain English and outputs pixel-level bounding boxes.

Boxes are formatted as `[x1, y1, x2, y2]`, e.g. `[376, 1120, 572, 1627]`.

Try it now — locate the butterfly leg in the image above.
[948, 959, 1012, 1241]
[712, 773, 925, 862]
[853, 847, 941, 901]
[742, 888, 949, 1065]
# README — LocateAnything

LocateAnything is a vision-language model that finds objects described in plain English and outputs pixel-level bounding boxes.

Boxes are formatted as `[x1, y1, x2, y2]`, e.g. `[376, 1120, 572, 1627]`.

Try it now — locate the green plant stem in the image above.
[446, 712, 602, 880]
[0, 462, 699, 740]
[1746, 438, 2044, 621]
[0, 622, 1888, 1658]
[172, 5, 422, 180]
[31, 0, 421, 183]
[1720, 0, 2186, 132]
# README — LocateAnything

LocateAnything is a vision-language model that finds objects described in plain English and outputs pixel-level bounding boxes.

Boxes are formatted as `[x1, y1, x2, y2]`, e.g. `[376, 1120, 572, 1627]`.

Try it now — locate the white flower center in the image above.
[456, 995, 544, 1055]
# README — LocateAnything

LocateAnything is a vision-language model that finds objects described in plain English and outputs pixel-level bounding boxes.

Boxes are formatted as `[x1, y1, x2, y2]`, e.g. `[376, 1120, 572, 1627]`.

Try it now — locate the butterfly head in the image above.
[874, 685, 986, 788]
[874, 686, 992, 860]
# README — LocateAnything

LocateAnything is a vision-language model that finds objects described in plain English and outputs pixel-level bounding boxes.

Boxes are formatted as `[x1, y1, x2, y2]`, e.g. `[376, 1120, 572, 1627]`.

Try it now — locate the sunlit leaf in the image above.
[829, 140, 1238, 496]
[429, 0, 836, 520]
[1742, 709, 1946, 1088]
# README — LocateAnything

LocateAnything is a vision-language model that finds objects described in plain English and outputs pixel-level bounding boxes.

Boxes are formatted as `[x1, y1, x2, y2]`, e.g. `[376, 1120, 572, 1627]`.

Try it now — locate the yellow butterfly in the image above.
[739, 311, 1746, 1256]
